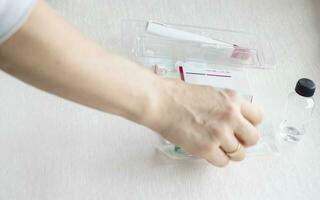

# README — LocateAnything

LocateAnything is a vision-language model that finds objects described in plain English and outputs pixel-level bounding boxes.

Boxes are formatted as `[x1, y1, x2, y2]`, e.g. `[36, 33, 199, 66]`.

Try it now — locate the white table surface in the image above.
[1, 0, 320, 199]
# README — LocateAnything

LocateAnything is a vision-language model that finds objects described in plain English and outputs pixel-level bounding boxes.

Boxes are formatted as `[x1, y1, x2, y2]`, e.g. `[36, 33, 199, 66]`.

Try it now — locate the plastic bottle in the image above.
[280, 78, 316, 142]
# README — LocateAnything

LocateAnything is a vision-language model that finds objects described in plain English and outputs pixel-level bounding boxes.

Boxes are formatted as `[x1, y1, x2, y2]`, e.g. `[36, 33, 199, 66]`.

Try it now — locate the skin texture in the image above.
[0, 0, 262, 167]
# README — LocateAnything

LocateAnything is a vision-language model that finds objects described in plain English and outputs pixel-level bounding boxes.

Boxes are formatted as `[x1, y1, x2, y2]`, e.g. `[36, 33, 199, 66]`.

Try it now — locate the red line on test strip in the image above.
[179, 66, 185, 81]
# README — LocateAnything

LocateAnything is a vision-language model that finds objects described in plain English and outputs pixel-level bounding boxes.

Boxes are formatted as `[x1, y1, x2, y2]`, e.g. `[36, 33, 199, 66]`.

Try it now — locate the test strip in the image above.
[146, 21, 233, 47]
[178, 63, 253, 101]
[146, 21, 251, 60]
[185, 72, 232, 78]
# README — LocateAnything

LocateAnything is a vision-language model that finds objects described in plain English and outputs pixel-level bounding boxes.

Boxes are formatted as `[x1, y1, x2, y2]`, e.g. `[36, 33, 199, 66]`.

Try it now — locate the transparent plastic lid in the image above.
[122, 20, 276, 70]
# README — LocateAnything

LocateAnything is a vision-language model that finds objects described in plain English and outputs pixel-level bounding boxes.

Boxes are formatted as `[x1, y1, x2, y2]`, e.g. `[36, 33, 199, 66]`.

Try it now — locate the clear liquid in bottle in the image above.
[280, 78, 316, 142]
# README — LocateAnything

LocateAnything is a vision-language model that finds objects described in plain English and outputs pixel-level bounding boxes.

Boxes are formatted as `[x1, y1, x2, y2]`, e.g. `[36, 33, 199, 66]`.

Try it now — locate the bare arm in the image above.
[0, 0, 263, 167]
[0, 0, 160, 125]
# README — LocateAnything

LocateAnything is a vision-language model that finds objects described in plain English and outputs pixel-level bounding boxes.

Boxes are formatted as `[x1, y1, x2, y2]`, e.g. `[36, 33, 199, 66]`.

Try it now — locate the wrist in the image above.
[137, 77, 177, 132]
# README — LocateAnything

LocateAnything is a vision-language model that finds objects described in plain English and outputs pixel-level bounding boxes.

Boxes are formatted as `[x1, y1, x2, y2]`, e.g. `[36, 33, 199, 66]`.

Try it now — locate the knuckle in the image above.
[211, 127, 226, 141]
[221, 105, 238, 121]
[223, 88, 239, 99]
[197, 142, 215, 155]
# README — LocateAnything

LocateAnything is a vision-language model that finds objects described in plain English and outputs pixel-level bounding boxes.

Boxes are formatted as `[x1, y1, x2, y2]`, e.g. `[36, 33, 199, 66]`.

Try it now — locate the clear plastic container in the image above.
[121, 20, 276, 70]
[121, 20, 278, 159]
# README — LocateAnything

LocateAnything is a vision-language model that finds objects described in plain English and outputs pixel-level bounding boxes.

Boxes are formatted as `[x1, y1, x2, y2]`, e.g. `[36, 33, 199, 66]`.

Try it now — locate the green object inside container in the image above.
[174, 145, 183, 153]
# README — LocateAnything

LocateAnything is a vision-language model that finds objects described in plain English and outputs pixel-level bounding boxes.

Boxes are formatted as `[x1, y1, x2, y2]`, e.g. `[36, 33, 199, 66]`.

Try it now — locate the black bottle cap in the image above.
[295, 78, 316, 97]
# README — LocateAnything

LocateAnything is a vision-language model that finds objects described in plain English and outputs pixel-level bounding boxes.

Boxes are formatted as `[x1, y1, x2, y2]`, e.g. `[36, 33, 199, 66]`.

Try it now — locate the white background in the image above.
[1, 0, 320, 199]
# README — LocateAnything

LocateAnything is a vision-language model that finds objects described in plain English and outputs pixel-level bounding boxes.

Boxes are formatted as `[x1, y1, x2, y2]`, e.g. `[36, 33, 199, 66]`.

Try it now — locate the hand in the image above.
[147, 79, 263, 167]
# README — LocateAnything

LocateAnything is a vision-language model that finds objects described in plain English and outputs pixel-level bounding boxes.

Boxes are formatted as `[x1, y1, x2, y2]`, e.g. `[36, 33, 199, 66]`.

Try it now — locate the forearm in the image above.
[0, 0, 263, 167]
[0, 0, 161, 125]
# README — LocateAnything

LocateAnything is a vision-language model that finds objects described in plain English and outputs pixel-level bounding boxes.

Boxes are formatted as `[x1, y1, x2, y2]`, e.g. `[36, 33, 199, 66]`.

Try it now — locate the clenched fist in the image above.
[146, 79, 263, 167]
